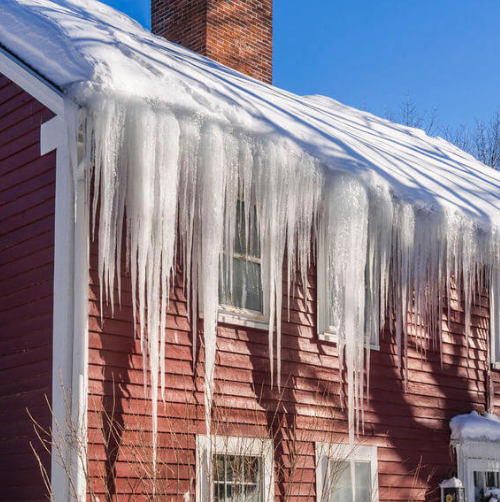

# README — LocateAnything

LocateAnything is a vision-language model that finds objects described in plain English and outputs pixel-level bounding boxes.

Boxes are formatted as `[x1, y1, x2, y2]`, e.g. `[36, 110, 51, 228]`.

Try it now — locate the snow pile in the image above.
[3, 0, 500, 445]
[451, 411, 500, 442]
[440, 477, 463, 488]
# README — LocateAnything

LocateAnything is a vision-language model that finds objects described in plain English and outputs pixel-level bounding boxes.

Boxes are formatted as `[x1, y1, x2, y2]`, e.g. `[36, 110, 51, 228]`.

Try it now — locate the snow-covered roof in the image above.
[450, 411, 500, 443]
[2, 0, 500, 227]
[4, 0, 500, 445]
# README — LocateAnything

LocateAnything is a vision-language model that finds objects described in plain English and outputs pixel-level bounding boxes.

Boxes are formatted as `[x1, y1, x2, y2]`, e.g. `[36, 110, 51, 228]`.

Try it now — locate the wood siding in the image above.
[0, 73, 55, 502]
[87, 233, 499, 501]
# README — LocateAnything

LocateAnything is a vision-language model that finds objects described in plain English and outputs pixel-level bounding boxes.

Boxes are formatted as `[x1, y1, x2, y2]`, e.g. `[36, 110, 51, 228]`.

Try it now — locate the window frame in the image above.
[196, 435, 275, 502]
[454, 441, 500, 502]
[217, 201, 269, 330]
[490, 289, 500, 370]
[315, 442, 378, 502]
[490, 268, 500, 369]
[316, 238, 379, 350]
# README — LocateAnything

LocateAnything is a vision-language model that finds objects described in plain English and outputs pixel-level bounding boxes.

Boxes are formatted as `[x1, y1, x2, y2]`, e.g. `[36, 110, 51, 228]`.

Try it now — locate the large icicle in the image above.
[77, 87, 500, 457]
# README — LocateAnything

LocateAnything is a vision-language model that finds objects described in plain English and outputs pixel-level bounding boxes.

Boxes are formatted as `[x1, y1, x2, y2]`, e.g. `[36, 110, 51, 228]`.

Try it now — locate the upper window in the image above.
[196, 435, 274, 502]
[218, 201, 268, 328]
[315, 443, 378, 502]
[316, 242, 379, 349]
[490, 292, 500, 369]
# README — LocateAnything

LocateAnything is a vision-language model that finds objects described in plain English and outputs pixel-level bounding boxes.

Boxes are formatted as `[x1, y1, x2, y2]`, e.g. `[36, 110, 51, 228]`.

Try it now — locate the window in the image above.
[218, 201, 268, 329]
[489, 274, 500, 368]
[196, 435, 274, 502]
[316, 230, 379, 349]
[315, 443, 378, 502]
[213, 454, 262, 501]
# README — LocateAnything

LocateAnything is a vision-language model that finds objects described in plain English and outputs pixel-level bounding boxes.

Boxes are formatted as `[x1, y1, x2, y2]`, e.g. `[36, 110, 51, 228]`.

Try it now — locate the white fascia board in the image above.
[0, 47, 64, 116]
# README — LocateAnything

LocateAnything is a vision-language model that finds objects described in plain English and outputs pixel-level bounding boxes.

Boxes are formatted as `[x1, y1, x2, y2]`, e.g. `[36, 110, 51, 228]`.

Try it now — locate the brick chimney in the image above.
[151, 0, 272, 84]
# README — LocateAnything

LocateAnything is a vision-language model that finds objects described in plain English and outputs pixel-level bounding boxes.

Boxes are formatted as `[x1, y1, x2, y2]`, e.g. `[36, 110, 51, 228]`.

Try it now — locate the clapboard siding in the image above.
[0, 74, 55, 502]
[87, 232, 496, 502]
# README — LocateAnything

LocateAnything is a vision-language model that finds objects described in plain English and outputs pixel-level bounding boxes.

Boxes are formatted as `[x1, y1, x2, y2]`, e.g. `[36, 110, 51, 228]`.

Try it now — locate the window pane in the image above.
[474, 471, 485, 502]
[214, 483, 224, 502]
[331, 461, 353, 502]
[486, 471, 500, 488]
[355, 461, 372, 502]
[214, 455, 225, 482]
[234, 201, 260, 258]
[213, 454, 262, 502]
[244, 456, 260, 484]
[244, 483, 261, 502]
[219, 257, 263, 312]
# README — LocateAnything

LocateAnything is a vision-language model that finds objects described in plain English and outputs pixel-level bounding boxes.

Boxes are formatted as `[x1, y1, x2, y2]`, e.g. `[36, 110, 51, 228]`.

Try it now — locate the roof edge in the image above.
[0, 44, 65, 115]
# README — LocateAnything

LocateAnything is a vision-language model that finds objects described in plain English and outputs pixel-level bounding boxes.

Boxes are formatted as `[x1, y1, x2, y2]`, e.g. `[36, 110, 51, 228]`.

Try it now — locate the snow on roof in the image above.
[2, 0, 500, 227]
[4, 0, 500, 448]
[450, 411, 500, 443]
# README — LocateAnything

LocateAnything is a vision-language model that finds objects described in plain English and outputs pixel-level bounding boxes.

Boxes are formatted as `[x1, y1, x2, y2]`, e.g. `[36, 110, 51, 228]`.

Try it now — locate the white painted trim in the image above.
[41, 116, 66, 155]
[49, 101, 88, 502]
[196, 434, 275, 502]
[49, 104, 74, 502]
[315, 442, 378, 502]
[0, 47, 64, 115]
[68, 103, 89, 502]
[218, 306, 269, 330]
[317, 330, 380, 351]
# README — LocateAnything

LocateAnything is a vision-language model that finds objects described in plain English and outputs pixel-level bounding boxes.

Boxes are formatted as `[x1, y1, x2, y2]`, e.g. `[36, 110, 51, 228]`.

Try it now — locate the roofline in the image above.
[0, 44, 65, 114]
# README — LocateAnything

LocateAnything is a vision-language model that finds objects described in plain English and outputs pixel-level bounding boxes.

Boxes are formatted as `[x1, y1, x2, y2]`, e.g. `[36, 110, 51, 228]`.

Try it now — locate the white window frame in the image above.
[196, 435, 275, 502]
[454, 441, 500, 502]
[316, 242, 379, 350]
[315, 443, 378, 502]
[489, 282, 500, 369]
[216, 201, 269, 330]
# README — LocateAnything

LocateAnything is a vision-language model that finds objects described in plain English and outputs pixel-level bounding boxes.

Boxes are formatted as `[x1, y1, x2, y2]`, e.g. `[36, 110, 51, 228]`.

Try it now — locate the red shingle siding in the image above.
[0, 73, 55, 502]
[87, 233, 493, 501]
[152, 0, 273, 84]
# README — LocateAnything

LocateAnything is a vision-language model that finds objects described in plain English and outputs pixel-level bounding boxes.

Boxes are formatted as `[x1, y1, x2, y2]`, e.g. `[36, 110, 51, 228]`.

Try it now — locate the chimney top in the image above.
[152, 0, 273, 84]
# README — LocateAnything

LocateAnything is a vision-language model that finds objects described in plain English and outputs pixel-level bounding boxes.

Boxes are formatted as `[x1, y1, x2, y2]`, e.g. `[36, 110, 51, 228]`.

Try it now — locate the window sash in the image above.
[316, 218, 378, 348]
[219, 201, 264, 315]
[196, 435, 274, 502]
[213, 454, 263, 502]
[316, 444, 378, 502]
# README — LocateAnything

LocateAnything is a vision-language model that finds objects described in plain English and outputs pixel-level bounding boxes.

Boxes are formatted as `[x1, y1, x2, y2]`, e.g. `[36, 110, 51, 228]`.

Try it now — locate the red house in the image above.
[1, 1, 500, 501]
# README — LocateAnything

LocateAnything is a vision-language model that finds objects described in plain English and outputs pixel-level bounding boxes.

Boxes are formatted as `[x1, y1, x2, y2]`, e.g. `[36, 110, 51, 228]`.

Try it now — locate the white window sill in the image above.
[492, 361, 500, 371]
[318, 331, 380, 351]
[218, 306, 269, 331]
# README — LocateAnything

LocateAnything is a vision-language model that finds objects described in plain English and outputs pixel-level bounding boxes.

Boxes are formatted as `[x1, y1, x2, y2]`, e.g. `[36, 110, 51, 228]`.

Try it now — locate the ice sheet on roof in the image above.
[451, 411, 500, 442]
[2, 0, 500, 223]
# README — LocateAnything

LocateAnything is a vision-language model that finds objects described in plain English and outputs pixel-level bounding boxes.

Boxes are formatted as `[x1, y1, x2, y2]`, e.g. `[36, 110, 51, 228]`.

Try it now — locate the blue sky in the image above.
[101, 0, 500, 130]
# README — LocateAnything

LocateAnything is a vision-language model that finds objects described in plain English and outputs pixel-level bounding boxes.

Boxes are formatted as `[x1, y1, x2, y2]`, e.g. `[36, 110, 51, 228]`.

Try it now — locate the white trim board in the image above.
[0, 47, 64, 115]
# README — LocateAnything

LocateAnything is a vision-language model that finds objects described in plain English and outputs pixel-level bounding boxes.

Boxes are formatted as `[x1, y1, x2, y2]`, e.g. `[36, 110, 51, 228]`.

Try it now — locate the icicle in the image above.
[77, 86, 500, 463]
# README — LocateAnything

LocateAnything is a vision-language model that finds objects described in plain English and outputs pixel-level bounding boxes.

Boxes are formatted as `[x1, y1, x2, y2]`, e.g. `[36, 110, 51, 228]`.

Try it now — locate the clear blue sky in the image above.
[101, 0, 500, 130]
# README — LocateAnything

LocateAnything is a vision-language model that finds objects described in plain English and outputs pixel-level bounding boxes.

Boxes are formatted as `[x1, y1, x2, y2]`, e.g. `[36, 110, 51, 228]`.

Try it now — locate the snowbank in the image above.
[451, 411, 500, 442]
